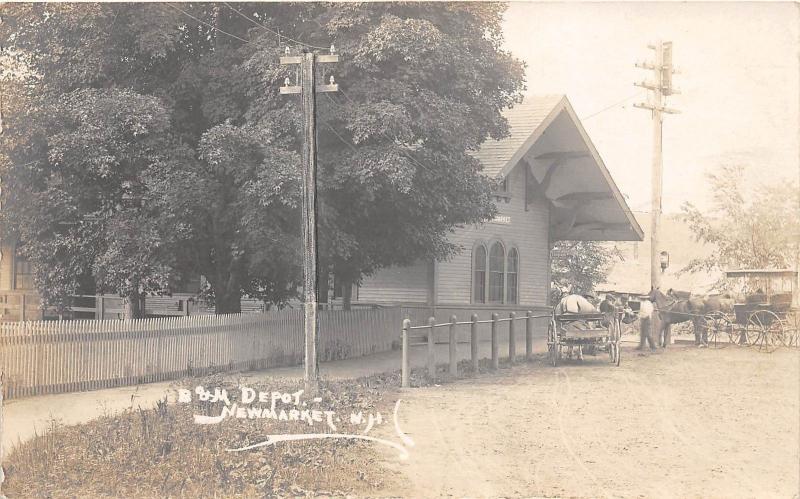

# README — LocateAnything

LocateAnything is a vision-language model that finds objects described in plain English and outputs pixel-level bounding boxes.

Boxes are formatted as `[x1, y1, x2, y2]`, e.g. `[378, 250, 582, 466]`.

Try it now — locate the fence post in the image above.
[471, 314, 479, 373]
[402, 319, 410, 388]
[491, 313, 499, 370]
[19, 294, 26, 322]
[97, 295, 105, 320]
[526, 310, 534, 361]
[509, 312, 516, 366]
[427, 317, 436, 381]
[449, 315, 458, 377]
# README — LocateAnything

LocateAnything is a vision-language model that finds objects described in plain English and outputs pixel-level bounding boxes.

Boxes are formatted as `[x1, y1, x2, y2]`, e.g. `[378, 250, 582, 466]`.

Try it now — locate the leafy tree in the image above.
[247, 3, 525, 307]
[0, 3, 305, 314]
[550, 240, 620, 303]
[681, 164, 800, 288]
[0, 86, 173, 316]
[147, 124, 303, 313]
[1, 3, 525, 313]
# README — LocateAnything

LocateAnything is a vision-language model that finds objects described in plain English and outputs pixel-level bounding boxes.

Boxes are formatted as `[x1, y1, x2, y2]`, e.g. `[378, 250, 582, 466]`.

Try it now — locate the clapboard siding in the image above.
[436, 163, 550, 306]
[357, 260, 430, 304]
[0, 243, 13, 290]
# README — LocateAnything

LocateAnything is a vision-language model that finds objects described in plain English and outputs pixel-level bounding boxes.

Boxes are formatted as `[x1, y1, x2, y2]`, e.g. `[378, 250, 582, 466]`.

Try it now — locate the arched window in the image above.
[14, 253, 34, 290]
[506, 248, 519, 304]
[489, 242, 505, 303]
[473, 245, 487, 303]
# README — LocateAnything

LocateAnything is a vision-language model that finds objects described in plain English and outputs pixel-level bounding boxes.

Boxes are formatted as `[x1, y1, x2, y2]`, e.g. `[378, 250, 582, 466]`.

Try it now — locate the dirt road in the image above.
[379, 345, 800, 498]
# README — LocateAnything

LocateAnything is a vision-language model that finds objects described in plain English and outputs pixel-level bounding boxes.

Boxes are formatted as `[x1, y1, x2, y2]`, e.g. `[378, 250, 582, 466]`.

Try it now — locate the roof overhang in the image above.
[725, 269, 798, 279]
[475, 95, 644, 242]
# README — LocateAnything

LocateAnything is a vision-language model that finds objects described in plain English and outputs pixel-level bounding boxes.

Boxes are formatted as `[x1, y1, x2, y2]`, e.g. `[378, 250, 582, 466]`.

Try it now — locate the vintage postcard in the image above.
[0, 2, 798, 497]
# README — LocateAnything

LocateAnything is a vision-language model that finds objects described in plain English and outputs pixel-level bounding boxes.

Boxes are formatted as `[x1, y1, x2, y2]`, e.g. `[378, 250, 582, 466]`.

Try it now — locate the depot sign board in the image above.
[489, 215, 511, 225]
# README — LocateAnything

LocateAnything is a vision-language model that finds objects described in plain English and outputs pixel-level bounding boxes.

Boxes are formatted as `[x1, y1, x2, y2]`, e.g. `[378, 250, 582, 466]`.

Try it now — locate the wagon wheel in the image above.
[608, 319, 621, 366]
[704, 312, 732, 348]
[612, 332, 621, 366]
[784, 313, 800, 348]
[729, 323, 747, 346]
[703, 313, 718, 347]
[671, 320, 693, 338]
[547, 319, 560, 367]
[607, 319, 614, 362]
[781, 329, 796, 348]
[747, 310, 784, 353]
[608, 339, 617, 364]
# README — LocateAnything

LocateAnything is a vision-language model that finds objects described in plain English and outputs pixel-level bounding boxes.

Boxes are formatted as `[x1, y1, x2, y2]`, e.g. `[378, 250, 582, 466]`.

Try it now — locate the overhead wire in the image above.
[162, 3, 252, 45]
[222, 2, 330, 51]
[580, 92, 644, 121]
[328, 89, 440, 177]
[161, 4, 454, 179]
[320, 118, 359, 154]
[320, 97, 433, 178]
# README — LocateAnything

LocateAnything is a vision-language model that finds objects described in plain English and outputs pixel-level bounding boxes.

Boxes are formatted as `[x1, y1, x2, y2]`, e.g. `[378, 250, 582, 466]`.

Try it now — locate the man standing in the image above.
[636, 298, 658, 350]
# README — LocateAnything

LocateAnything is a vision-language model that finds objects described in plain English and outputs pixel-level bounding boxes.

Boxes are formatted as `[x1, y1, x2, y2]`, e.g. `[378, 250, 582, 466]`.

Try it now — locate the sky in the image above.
[501, 1, 800, 213]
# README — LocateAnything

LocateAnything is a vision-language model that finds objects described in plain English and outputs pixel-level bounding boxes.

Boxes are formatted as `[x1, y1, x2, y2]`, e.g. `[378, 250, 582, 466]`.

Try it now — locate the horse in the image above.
[648, 288, 705, 347]
[700, 293, 738, 314]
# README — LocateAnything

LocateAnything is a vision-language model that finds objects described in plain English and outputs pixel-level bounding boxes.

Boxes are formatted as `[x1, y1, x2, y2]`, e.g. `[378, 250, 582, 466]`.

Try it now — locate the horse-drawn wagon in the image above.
[704, 269, 798, 352]
[547, 295, 622, 366]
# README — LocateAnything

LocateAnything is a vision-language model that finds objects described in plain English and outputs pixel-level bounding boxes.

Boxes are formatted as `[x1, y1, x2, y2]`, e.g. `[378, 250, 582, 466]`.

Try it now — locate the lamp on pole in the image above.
[659, 250, 670, 273]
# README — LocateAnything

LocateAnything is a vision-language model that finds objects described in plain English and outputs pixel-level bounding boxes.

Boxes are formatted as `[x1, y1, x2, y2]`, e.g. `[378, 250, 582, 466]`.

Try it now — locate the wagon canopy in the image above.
[474, 95, 644, 242]
[725, 268, 798, 308]
[724, 269, 798, 279]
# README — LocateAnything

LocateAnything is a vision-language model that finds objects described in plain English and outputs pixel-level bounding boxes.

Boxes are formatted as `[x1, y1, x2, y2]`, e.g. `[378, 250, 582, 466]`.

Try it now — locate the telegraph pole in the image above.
[634, 40, 679, 293]
[280, 47, 338, 393]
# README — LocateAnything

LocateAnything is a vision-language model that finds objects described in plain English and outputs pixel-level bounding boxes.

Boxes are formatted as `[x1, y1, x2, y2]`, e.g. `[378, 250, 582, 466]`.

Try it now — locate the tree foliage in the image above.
[550, 240, 620, 302]
[1, 86, 173, 313]
[0, 3, 525, 313]
[680, 164, 800, 287]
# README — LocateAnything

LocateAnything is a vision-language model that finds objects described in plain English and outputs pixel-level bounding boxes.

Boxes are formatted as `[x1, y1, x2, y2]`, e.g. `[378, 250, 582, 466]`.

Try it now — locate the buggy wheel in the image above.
[748, 310, 784, 353]
[785, 313, 800, 348]
[608, 319, 621, 365]
[548, 319, 559, 367]
[609, 340, 621, 366]
[729, 324, 745, 346]
[550, 344, 560, 367]
[705, 312, 732, 348]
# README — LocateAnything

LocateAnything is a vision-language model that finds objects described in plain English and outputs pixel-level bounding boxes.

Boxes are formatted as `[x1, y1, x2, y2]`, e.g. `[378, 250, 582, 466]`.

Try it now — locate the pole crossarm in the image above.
[633, 103, 681, 114]
[634, 80, 661, 91]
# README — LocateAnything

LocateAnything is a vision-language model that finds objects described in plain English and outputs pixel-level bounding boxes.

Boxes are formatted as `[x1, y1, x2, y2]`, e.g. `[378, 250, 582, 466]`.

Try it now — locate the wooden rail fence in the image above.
[0, 308, 402, 399]
[400, 311, 551, 387]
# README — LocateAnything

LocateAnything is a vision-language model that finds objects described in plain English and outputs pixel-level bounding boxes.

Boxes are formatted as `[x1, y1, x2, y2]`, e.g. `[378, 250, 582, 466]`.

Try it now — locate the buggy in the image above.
[704, 269, 799, 352]
[547, 307, 622, 367]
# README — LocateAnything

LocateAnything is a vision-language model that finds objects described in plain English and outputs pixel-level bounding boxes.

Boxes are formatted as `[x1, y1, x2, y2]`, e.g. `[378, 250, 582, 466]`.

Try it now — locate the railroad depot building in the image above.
[0, 94, 643, 321]
[355, 94, 644, 318]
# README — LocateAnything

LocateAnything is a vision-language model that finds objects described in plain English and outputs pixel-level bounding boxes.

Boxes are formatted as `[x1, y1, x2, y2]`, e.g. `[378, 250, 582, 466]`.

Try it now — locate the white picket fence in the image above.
[0, 308, 402, 399]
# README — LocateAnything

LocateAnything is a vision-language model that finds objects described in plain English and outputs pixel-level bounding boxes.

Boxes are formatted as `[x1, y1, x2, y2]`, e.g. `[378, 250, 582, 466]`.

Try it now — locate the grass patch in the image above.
[2, 356, 545, 498]
[2, 374, 406, 498]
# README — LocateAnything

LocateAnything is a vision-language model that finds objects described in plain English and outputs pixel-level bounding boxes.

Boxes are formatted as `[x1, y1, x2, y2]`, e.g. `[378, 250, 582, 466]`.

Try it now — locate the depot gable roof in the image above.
[473, 95, 644, 242]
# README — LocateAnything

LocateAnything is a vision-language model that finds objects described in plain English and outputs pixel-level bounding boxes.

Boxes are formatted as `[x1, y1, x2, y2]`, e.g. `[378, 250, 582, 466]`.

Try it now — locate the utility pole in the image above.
[634, 40, 679, 293]
[280, 47, 338, 393]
